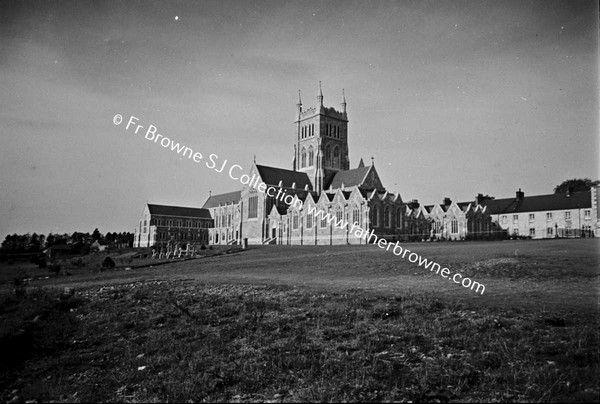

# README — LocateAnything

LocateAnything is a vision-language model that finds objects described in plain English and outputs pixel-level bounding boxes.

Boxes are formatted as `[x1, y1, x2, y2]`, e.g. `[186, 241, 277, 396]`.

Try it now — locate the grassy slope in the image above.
[0, 239, 598, 402]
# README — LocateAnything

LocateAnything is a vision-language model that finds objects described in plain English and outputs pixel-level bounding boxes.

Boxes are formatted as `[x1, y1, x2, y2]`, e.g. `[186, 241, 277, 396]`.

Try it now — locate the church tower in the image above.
[293, 83, 349, 192]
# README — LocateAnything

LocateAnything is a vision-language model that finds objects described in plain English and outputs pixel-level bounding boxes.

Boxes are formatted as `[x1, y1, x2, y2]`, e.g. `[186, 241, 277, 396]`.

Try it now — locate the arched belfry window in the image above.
[333, 146, 340, 168]
[325, 144, 331, 166]
[311, 123, 314, 136]
[301, 147, 307, 168]
[308, 146, 314, 166]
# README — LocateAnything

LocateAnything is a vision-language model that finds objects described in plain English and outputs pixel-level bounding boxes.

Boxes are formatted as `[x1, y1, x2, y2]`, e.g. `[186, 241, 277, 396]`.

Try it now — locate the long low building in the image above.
[480, 187, 599, 239]
[133, 203, 213, 248]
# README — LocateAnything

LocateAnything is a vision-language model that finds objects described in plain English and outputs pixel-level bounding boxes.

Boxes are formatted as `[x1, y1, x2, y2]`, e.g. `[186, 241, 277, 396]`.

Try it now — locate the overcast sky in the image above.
[0, 0, 598, 236]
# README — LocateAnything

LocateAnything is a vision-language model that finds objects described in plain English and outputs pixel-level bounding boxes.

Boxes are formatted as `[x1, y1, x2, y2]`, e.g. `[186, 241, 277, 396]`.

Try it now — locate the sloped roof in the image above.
[480, 190, 591, 214]
[328, 166, 370, 189]
[256, 165, 312, 190]
[202, 190, 242, 209]
[148, 204, 212, 219]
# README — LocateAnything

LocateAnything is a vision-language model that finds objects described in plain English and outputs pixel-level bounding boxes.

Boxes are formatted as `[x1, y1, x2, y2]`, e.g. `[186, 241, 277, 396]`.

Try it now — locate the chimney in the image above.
[516, 188, 524, 201]
[566, 186, 573, 197]
[475, 193, 483, 205]
[443, 197, 452, 206]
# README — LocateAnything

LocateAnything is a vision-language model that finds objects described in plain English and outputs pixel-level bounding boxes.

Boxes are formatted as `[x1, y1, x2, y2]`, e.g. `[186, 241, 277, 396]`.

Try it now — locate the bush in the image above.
[101, 256, 116, 269]
[70, 257, 83, 268]
[48, 263, 62, 274]
[38, 258, 47, 269]
[200, 244, 206, 250]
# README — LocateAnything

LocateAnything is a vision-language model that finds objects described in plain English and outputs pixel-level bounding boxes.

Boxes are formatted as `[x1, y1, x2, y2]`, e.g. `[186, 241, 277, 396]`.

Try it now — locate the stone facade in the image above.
[133, 203, 213, 248]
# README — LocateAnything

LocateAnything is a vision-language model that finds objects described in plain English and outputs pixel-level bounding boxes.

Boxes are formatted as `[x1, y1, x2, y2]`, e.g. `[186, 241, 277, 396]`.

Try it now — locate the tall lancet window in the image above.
[325, 144, 331, 166]
[308, 146, 314, 166]
[333, 146, 340, 168]
[301, 147, 307, 168]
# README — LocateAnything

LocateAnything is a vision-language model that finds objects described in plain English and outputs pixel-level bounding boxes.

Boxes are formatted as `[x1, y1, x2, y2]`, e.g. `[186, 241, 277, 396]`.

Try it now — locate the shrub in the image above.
[48, 263, 62, 274]
[101, 256, 116, 269]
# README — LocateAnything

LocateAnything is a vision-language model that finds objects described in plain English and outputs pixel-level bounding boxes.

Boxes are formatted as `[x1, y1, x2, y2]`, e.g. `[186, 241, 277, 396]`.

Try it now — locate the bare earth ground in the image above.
[0, 239, 598, 402]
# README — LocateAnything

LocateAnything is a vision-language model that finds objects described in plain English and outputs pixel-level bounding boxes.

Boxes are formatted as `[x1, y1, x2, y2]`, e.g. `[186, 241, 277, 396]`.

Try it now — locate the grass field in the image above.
[0, 239, 598, 402]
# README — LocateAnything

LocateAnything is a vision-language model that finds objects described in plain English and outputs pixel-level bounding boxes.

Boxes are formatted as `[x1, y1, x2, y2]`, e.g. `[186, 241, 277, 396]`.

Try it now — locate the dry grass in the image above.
[0, 239, 598, 402]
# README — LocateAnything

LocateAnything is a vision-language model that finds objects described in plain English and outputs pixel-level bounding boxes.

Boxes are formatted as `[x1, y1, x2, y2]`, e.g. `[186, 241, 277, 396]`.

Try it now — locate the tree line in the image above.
[1, 229, 134, 253]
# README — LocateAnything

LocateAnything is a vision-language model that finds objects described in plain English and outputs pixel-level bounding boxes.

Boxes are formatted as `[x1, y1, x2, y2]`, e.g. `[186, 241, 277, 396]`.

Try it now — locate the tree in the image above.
[46, 233, 56, 248]
[28, 233, 41, 251]
[92, 228, 102, 242]
[554, 178, 599, 195]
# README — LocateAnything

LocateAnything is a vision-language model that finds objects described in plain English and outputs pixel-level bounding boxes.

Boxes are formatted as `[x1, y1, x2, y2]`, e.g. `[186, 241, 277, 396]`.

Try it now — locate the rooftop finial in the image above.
[317, 81, 323, 107]
[371, 156, 374, 166]
[297, 89, 302, 106]
[341, 88, 347, 114]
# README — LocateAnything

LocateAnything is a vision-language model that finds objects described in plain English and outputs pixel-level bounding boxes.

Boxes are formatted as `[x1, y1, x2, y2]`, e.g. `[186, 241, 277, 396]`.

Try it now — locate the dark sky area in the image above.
[0, 0, 597, 235]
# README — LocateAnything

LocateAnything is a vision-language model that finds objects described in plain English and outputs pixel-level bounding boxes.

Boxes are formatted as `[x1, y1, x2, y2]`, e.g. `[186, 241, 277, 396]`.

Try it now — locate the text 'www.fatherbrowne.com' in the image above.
[112, 113, 486, 295]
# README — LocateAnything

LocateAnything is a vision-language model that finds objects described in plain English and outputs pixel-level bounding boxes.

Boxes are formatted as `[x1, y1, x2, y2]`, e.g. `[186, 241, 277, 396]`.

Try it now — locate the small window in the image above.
[565, 211, 571, 220]
[584, 210, 591, 219]
[501, 215, 507, 224]
[353, 207, 360, 226]
[513, 214, 518, 223]
[547, 227, 553, 236]
[451, 219, 458, 234]
[292, 212, 299, 230]
[529, 228, 535, 236]
[546, 213, 552, 221]
[306, 213, 313, 229]
[529, 214, 535, 222]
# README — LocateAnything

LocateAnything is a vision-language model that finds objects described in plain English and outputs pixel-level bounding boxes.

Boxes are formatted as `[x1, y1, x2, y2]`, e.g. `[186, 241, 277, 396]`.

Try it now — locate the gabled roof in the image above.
[148, 204, 212, 219]
[327, 166, 370, 189]
[201, 190, 241, 209]
[256, 165, 312, 190]
[480, 190, 591, 214]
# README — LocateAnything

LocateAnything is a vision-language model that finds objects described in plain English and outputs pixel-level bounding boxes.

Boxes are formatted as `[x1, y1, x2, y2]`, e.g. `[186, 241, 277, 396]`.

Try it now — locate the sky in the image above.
[0, 0, 598, 236]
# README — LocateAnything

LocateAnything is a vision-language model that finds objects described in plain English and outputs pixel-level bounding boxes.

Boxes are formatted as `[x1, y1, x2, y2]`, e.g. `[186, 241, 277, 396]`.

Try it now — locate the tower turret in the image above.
[317, 81, 323, 109]
[296, 89, 302, 120]
[341, 88, 347, 117]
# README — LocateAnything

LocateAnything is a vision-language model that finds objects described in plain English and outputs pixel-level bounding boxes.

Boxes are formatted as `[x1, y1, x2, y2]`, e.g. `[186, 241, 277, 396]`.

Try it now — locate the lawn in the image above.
[0, 239, 598, 402]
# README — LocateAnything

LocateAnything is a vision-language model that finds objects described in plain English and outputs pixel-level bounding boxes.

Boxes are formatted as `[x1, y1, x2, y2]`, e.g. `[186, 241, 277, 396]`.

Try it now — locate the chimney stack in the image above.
[516, 188, 524, 201]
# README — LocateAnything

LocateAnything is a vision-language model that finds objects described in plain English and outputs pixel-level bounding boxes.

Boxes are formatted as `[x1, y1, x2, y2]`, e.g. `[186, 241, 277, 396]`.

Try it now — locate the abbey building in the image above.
[133, 85, 598, 248]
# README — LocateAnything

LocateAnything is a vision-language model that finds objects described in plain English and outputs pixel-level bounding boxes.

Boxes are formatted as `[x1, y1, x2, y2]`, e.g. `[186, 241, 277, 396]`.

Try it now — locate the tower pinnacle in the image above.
[341, 88, 346, 114]
[317, 81, 323, 107]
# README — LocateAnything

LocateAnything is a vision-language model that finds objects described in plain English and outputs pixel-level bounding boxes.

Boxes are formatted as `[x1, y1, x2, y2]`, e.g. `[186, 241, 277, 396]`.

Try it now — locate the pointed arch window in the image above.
[301, 147, 307, 168]
[325, 144, 332, 166]
[308, 146, 314, 166]
[333, 146, 340, 168]
[396, 208, 403, 229]
[311, 123, 314, 136]
[384, 206, 391, 228]
[372, 205, 379, 227]
[352, 205, 360, 225]
[248, 188, 258, 219]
